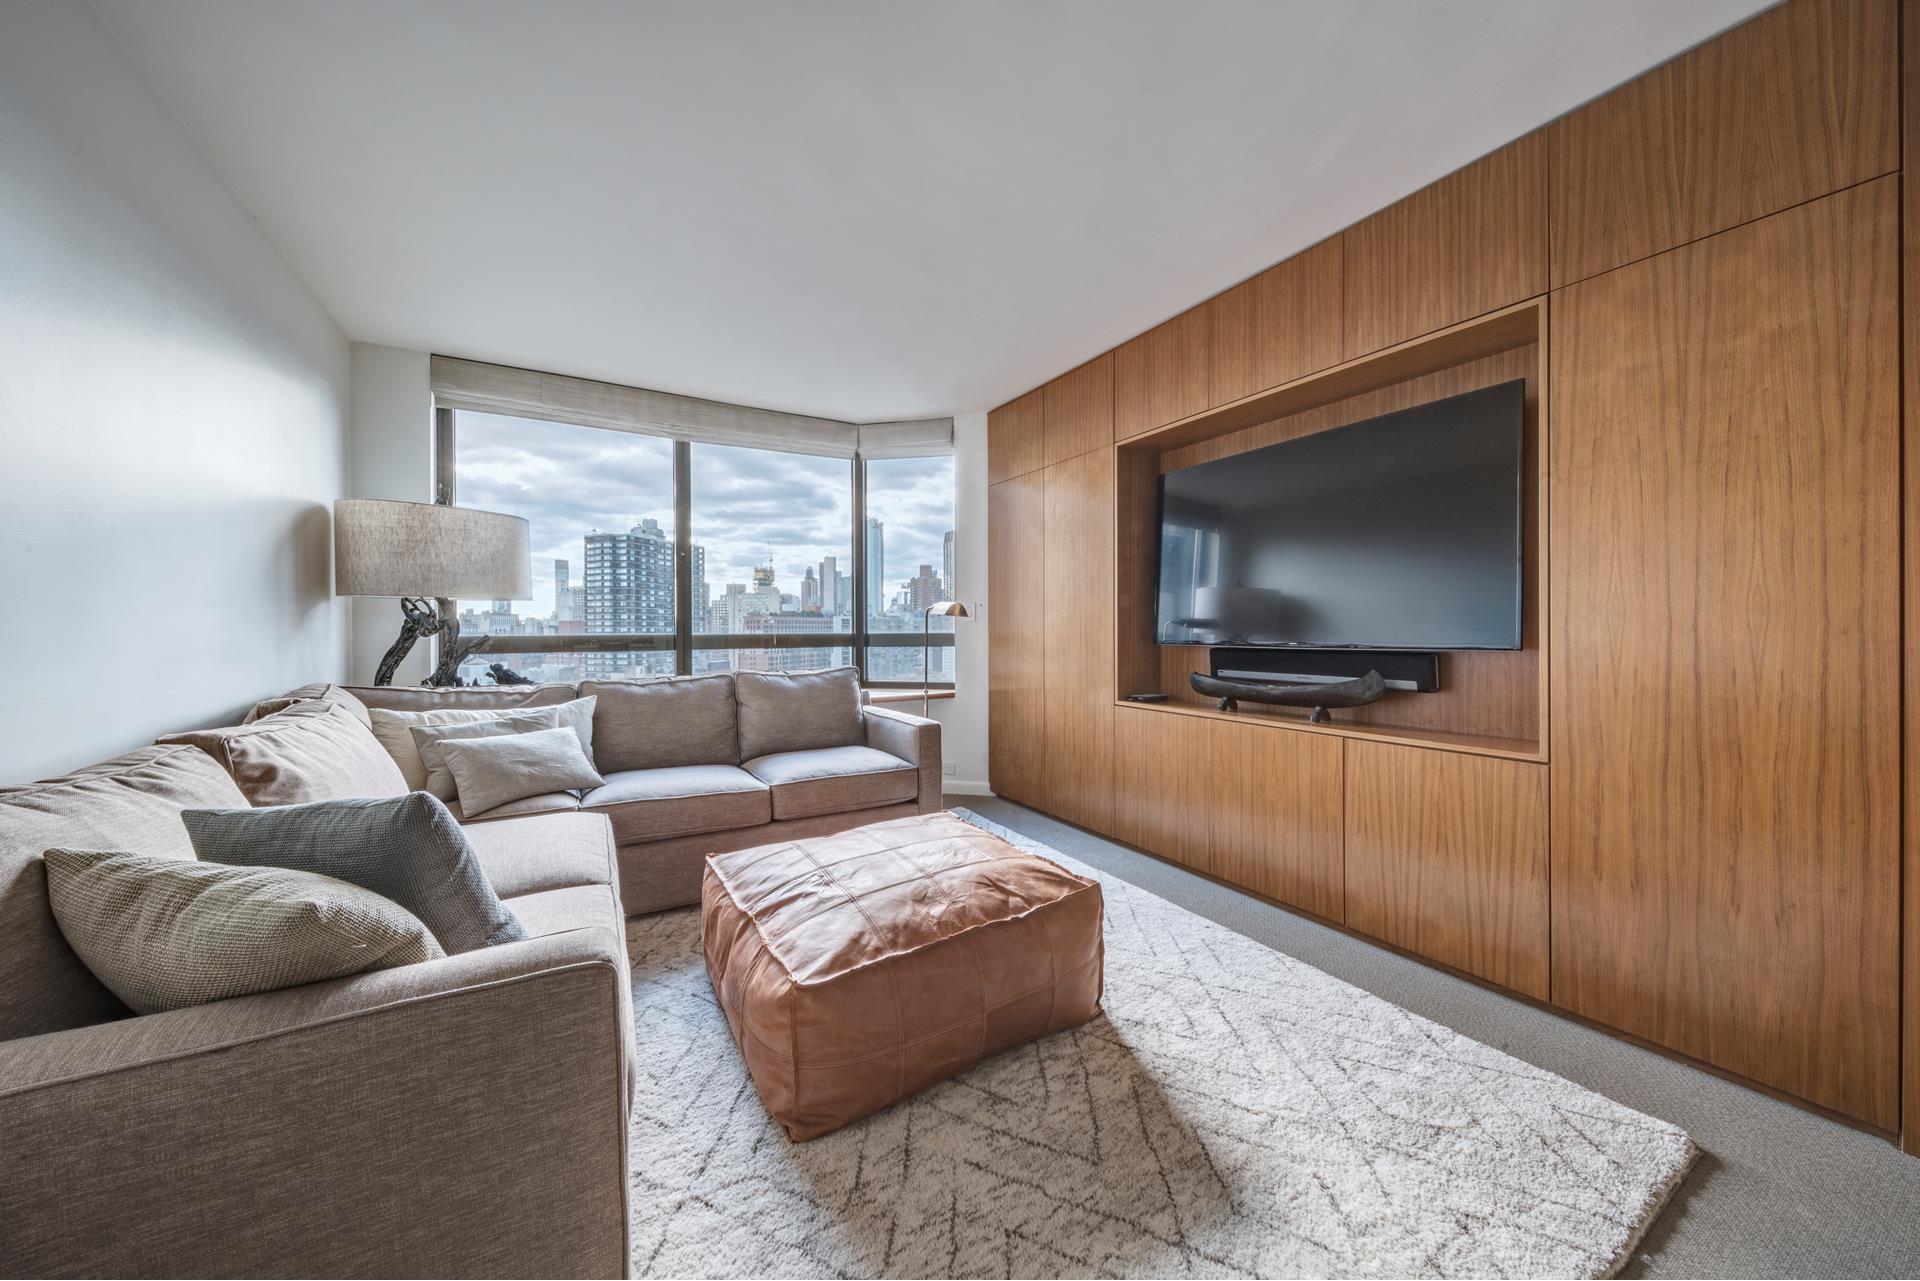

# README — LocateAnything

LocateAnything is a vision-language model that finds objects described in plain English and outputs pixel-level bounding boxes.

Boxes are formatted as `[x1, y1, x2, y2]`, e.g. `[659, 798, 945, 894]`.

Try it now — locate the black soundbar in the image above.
[1208, 646, 1439, 693]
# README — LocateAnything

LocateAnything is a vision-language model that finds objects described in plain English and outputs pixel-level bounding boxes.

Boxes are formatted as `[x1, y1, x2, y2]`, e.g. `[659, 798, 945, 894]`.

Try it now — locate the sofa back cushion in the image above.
[582, 675, 738, 771]
[347, 682, 580, 715]
[734, 667, 864, 761]
[159, 702, 408, 807]
[242, 682, 373, 728]
[0, 744, 248, 1040]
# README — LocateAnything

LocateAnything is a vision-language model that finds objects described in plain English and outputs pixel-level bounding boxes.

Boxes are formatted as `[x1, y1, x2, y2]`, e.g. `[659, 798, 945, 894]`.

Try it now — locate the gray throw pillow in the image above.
[407, 696, 598, 800]
[182, 792, 528, 954]
[436, 726, 606, 818]
[43, 848, 443, 1014]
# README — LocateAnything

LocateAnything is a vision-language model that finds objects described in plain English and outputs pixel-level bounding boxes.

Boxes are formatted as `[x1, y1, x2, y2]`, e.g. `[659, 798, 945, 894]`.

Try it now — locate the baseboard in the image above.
[942, 780, 993, 797]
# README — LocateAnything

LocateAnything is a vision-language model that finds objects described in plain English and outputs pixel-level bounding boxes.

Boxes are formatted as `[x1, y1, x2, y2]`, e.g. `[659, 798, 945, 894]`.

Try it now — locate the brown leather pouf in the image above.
[700, 811, 1105, 1141]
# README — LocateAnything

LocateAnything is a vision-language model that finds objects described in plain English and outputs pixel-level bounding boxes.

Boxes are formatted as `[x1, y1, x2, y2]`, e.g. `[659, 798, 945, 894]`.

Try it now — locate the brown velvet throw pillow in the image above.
[160, 702, 408, 806]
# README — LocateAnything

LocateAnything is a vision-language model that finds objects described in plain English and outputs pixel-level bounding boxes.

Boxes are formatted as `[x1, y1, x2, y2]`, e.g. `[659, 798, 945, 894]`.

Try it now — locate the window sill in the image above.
[866, 689, 956, 704]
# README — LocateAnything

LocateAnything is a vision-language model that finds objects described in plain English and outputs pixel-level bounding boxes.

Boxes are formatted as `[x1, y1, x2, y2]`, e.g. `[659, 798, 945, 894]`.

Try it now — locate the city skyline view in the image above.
[450, 409, 957, 683]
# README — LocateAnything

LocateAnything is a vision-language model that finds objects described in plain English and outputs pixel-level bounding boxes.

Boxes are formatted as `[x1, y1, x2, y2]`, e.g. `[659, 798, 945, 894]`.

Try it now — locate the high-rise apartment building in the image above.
[818, 555, 838, 615]
[907, 563, 942, 612]
[942, 530, 955, 600]
[800, 565, 819, 612]
[553, 558, 575, 622]
[583, 519, 675, 678]
[863, 518, 884, 615]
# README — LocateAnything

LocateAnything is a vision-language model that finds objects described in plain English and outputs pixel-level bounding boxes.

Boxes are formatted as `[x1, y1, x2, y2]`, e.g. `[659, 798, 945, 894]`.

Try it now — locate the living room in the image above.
[4, 1, 1919, 1278]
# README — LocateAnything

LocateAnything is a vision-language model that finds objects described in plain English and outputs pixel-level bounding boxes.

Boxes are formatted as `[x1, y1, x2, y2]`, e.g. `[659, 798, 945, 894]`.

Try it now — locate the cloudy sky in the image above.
[453, 411, 953, 618]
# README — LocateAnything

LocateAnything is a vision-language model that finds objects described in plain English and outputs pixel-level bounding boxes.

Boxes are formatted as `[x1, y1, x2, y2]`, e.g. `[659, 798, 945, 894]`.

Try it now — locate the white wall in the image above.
[930, 411, 989, 794]
[347, 343, 434, 685]
[0, 0, 351, 780]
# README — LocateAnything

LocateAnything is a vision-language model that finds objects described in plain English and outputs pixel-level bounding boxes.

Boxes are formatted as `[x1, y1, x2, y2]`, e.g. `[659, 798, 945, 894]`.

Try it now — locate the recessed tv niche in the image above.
[1154, 379, 1525, 651]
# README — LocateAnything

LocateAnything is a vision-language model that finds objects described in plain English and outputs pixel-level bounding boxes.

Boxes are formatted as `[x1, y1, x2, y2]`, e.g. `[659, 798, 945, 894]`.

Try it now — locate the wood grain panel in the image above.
[1210, 238, 1344, 405]
[1342, 131, 1547, 360]
[1111, 705, 1214, 870]
[1043, 353, 1114, 466]
[987, 473, 1046, 807]
[1345, 741, 1548, 997]
[1550, 178, 1900, 1128]
[1154, 343, 1542, 749]
[1212, 722, 1343, 920]
[1043, 448, 1115, 833]
[1551, 0, 1897, 288]
[1114, 306, 1211, 439]
[1903, 0, 1920, 1159]
[987, 389, 1044, 485]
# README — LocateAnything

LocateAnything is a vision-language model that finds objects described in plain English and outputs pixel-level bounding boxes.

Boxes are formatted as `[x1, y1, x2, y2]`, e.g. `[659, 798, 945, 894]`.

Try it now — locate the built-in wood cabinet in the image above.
[984, 0, 1917, 1144]
[1341, 131, 1547, 360]
[1041, 448, 1115, 832]
[1549, 177, 1901, 1130]
[1209, 238, 1344, 405]
[986, 388, 1044, 484]
[1549, 0, 1897, 288]
[1345, 742, 1548, 998]
[1113, 306, 1210, 438]
[987, 472, 1046, 806]
[1211, 722, 1343, 921]
[1111, 707, 1214, 872]
[1042, 353, 1113, 466]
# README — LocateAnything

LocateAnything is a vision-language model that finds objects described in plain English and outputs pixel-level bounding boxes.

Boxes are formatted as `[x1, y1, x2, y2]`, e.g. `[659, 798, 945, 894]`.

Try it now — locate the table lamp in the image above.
[334, 498, 531, 686]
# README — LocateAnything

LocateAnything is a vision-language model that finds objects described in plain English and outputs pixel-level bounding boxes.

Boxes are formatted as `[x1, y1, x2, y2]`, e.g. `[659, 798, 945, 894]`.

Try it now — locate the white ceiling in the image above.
[95, 0, 1773, 421]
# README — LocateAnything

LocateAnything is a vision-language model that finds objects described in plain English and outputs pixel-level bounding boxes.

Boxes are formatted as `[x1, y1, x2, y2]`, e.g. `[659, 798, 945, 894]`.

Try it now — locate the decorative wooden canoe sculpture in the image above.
[1189, 669, 1388, 723]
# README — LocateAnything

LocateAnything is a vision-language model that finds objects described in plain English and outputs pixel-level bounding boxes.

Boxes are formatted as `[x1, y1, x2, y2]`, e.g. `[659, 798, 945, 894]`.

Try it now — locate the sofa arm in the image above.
[863, 705, 942, 813]
[0, 925, 632, 1279]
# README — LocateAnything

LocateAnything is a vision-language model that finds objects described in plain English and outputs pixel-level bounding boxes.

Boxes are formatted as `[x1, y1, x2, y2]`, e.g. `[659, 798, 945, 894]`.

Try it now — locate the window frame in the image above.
[433, 405, 955, 688]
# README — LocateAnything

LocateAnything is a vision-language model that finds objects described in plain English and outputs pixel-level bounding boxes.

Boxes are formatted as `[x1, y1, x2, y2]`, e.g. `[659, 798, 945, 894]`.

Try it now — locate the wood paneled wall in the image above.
[986, 0, 1913, 1144]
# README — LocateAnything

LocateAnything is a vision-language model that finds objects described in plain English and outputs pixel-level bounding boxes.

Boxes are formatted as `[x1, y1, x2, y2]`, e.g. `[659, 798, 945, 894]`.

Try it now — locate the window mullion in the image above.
[673, 440, 693, 677]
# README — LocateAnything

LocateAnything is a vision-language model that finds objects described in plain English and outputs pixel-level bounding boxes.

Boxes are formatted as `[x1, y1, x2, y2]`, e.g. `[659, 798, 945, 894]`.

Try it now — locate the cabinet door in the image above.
[987, 388, 1044, 484]
[1211, 722, 1343, 920]
[1209, 238, 1344, 405]
[1111, 706, 1213, 871]
[1550, 0, 1896, 287]
[1550, 178, 1900, 1127]
[1341, 131, 1546, 360]
[1345, 742, 1548, 998]
[1113, 307, 1210, 438]
[1042, 448, 1115, 832]
[988, 473, 1046, 806]
[1042, 353, 1113, 467]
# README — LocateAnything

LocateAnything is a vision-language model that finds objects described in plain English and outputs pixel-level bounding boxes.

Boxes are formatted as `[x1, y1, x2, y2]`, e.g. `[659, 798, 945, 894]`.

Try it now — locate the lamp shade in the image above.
[927, 601, 970, 618]
[334, 499, 530, 600]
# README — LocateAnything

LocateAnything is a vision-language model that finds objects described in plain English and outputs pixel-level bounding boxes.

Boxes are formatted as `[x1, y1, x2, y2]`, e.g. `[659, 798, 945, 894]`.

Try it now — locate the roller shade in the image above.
[431, 355, 952, 459]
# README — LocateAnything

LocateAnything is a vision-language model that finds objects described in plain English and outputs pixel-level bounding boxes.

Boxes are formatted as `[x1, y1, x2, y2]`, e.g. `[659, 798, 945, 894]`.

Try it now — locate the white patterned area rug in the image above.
[627, 809, 1694, 1279]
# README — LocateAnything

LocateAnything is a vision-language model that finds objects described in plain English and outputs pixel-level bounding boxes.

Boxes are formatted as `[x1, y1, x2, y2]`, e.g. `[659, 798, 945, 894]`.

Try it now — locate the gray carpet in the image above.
[956, 795, 1920, 1280]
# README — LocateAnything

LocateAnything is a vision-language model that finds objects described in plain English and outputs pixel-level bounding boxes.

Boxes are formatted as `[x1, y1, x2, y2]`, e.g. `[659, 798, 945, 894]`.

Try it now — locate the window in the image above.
[448, 410, 675, 685]
[863, 455, 957, 684]
[438, 410, 954, 687]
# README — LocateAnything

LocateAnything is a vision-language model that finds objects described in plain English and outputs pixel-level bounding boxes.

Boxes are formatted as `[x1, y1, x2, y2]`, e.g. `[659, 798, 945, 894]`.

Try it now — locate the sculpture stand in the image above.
[373, 597, 492, 687]
[1189, 669, 1388, 723]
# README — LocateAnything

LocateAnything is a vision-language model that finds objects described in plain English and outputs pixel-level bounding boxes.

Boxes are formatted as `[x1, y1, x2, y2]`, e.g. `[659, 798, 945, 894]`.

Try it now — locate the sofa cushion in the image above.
[437, 727, 605, 819]
[447, 790, 582, 824]
[407, 698, 600, 800]
[734, 668, 862, 761]
[465, 812, 617, 899]
[0, 745, 248, 1040]
[160, 702, 408, 806]
[367, 706, 509, 790]
[346, 682, 581, 714]
[581, 675, 738, 771]
[744, 746, 918, 821]
[182, 793, 527, 955]
[43, 848, 443, 1014]
[580, 765, 770, 844]
[243, 683, 374, 728]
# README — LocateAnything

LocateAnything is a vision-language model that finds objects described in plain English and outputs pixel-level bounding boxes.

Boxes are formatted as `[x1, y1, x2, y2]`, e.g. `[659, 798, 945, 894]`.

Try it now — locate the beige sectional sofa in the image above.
[0, 667, 940, 1277]
[330, 668, 943, 913]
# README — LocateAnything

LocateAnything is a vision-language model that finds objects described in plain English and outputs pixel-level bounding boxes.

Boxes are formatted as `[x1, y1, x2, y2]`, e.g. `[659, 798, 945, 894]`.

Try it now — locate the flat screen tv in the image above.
[1155, 379, 1525, 651]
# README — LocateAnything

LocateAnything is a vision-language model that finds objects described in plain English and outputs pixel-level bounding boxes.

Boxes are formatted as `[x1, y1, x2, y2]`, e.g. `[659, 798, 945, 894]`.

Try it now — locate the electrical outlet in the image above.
[942, 762, 957, 775]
